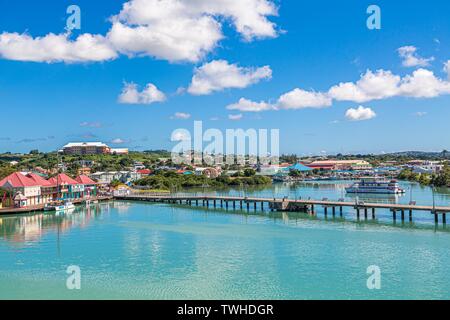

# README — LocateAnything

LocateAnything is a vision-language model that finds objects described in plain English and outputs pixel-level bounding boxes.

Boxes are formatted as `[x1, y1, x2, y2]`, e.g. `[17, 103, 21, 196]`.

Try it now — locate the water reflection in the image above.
[0, 202, 125, 246]
[1, 181, 449, 247]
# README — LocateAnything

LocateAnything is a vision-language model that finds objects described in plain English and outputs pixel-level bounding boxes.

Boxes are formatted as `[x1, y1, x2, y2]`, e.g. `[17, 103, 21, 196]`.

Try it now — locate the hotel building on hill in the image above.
[60, 142, 128, 155]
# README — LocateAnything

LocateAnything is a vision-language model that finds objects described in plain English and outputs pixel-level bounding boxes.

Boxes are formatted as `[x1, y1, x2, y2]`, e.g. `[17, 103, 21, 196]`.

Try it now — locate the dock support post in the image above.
[393, 210, 397, 222]
[372, 208, 375, 220]
[434, 212, 438, 225]
[409, 210, 413, 222]
[401, 210, 405, 222]
[332, 206, 336, 217]
[196, 200, 199, 206]
[220, 200, 223, 208]
[246, 202, 250, 211]
[213, 200, 216, 208]
[254, 202, 257, 211]
[261, 202, 264, 211]
[340, 206, 343, 217]
[324, 207, 328, 217]
[233, 201, 236, 209]
[226, 201, 229, 210]
[311, 204, 315, 215]
[206, 200, 209, 208]
[240, 201, 243, 209]
[356, 208, 360, 220]
[443, 213, 447, 225]
[364, 208, 368, 220]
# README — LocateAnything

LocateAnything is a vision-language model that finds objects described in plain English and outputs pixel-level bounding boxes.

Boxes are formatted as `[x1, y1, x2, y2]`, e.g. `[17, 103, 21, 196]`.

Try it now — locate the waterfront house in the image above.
[76, 175, 98, 198]
[48, 173, 85, 200]
[26, 173, 57, 204]
[0, 172, 41, 207]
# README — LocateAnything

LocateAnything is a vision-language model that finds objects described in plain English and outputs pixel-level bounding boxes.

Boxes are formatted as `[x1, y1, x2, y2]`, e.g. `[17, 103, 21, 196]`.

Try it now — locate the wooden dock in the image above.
[114, 193, 450, 225]
[0, 196, 113, 216]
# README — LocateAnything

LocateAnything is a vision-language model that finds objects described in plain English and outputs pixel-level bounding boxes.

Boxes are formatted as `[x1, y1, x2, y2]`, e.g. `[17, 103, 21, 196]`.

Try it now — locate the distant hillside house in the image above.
[60, 142, 129, 155]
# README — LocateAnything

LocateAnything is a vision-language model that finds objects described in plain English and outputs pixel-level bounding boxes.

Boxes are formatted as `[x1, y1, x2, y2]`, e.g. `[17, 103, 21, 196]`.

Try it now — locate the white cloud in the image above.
[111, 138, 127, 144]
[118, 82, 166, 105]
[228, 66, 450, 114]
[276, 88, 332, 109]
[329, 70, 401, 103]
[0, 0, 278, 64]
[188, 60, 272, 95]
[228, 114, 243, 121]
[444, 60, 450, 80]
[414, 112, 427, 117]
[171, 112, 191, 119]
[226, 97, 273, 112]
[398, 68, 450, 98]
[80, 122, 103, 128]
[107, 0, 279, 63]
[329, 68, 450, 103]
[0, 32, 117, 63]
[397, 46, 434, 67]
[171, 130, 190, 141]
[345, 106, 376, 121]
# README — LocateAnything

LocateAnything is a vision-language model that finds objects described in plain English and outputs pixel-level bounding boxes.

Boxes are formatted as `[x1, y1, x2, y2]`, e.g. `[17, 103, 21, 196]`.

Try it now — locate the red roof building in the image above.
[47, 173, 79, 186]
[26, 173, 53, 186]
[0, 172, 40, 188]
[75, 175, 97, 185]
[137, 169, 152, 175]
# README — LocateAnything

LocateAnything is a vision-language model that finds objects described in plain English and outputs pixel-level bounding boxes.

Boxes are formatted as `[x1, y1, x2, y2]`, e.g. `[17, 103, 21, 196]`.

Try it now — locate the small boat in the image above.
[345, 177, 405, 194]
[44, 201, 76, 212]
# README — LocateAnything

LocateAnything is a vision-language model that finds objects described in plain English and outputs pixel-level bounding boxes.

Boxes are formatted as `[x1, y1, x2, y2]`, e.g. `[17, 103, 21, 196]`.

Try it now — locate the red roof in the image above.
[75, 175, 97, 185]
[47, 173, 79, 185]
[137, 169, 152, 175]
[0, 172, 40, 188]
[26, 173, 53, 186]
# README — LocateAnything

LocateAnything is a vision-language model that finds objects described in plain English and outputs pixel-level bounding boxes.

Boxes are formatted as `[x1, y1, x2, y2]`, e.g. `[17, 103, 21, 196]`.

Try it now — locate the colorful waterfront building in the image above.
[75, 175, 98, 198]
[0, 173, 41, 207]
[26, 173, 57, 204]
[47, 174, 85, 200]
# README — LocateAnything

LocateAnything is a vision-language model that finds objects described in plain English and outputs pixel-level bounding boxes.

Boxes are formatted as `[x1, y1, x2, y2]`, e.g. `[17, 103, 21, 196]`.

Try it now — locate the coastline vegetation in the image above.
[398, 164, 450, 187]
[134, 170, 272, 191]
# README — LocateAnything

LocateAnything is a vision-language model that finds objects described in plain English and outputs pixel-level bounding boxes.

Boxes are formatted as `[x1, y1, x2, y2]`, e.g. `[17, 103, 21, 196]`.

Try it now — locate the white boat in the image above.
[345, 177, 405, 194]
[44, 201, 76, 212]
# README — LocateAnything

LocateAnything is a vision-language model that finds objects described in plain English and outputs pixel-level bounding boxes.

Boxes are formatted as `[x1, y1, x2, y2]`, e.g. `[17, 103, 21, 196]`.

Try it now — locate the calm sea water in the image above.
[0, 181, 449, 300]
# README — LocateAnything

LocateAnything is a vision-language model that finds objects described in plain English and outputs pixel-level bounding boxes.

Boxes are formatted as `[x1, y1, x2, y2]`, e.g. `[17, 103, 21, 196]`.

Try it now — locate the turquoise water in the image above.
[0, 181, 449, 300]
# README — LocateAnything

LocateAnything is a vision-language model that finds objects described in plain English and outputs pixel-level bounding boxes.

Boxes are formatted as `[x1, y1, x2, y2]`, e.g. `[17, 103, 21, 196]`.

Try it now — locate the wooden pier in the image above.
[0, 196, 113, 216]
[114, 193, 450, 225]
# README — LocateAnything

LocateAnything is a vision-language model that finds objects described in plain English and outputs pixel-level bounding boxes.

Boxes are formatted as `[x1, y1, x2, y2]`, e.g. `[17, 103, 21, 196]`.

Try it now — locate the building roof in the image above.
[75, 175, 97, 185]
[26, 173, 53, 186]
[0, 172, 40, 188]
[137, 169, 152, 174]
[62, 142, 109, 148]
[48, 173, 79, 185]
[287, 163, 313, 172]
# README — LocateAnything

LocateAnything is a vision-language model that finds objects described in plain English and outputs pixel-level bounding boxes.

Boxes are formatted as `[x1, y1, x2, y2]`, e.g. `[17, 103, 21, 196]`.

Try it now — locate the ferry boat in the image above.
[44, 201, 76, 212]
[345, 177, 405, 194]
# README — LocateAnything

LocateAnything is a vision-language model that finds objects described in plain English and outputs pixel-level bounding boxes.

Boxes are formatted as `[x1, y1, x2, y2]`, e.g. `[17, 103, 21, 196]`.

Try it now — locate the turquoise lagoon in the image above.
[0, 181, 449, 300]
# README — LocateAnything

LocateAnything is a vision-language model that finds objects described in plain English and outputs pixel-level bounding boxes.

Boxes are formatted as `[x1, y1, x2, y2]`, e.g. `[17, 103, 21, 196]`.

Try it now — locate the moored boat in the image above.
[345, 177, 405, 194]
[44, 201, 76, 212]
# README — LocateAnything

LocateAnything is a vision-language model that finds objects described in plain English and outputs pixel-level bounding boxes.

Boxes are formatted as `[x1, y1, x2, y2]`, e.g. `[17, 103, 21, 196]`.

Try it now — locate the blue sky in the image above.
[0, 0, 449, 155]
